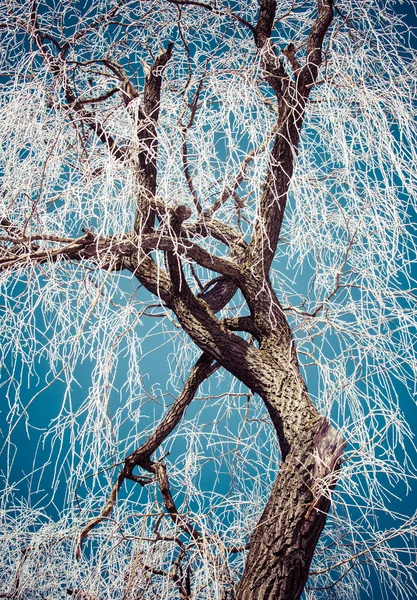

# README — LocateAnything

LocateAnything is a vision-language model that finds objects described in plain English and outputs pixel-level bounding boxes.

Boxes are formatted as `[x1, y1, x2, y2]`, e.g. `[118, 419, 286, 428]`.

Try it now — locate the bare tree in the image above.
[0, 0, 416, 598]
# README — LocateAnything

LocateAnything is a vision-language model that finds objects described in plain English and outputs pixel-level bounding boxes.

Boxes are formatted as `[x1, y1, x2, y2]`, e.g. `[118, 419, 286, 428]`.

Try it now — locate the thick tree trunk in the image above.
[161, 268, 346, 599]
[235, 417, 344, 600]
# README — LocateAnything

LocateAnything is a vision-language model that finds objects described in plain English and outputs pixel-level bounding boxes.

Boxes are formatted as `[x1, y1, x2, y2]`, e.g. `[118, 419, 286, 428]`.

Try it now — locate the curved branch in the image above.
[77, 352, 217, 556]
[150, 234, 243, 281]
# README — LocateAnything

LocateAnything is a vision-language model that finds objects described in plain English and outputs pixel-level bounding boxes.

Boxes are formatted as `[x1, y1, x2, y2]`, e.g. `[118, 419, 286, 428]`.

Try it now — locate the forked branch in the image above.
[77, 353, 217, 556]
[249, 0, 334, 273]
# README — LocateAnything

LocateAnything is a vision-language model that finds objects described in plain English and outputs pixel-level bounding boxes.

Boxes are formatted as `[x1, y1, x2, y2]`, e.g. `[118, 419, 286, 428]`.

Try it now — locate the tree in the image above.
[0, 0, 416, 598]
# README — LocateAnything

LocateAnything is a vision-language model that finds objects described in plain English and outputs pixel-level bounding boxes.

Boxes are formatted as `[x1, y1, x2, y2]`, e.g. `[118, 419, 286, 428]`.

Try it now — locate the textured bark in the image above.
[161, 269, 346, 599]
[235, 418, 344, 600]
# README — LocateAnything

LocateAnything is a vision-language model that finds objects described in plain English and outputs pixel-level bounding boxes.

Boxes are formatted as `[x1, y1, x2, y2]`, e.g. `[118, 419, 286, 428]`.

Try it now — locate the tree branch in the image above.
[133, 43, 174, 234]
[29, 3, 128, 162]
[301, 0, 334, 91]
[77, 352, 216, 556]
[181, 78, 205, 214]
[248, 0, 334, 274]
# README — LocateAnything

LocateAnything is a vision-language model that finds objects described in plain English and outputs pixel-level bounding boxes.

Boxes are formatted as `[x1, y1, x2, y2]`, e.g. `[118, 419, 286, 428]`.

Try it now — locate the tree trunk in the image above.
[163, 269, 346, 599]
[236, 417, 344, 600]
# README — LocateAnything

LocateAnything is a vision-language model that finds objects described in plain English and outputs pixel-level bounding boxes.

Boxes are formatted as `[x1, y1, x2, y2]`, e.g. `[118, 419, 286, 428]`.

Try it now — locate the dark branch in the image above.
[248, 0, 334, 274]
[255, 0, 276, 48]
[77, 352, 216, 555]
[134, 43, 174, 234]
[301, 0, 334, 91]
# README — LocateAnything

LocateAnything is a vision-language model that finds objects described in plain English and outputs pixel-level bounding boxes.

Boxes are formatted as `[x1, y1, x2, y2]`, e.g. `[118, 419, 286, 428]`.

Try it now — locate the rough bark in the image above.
[153, 250, 346, 599]
[141, 245, 343, 597]
[235, 414, 344, 600]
